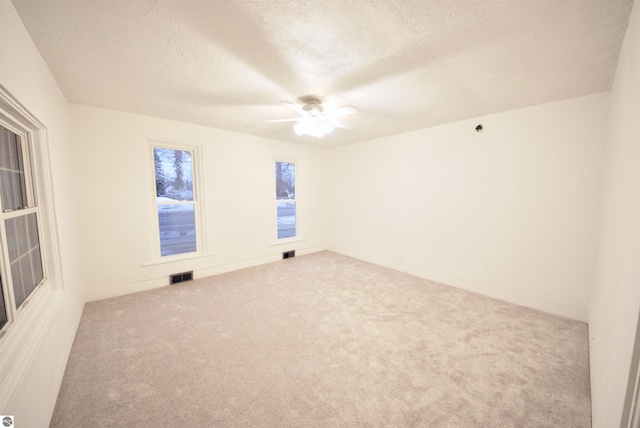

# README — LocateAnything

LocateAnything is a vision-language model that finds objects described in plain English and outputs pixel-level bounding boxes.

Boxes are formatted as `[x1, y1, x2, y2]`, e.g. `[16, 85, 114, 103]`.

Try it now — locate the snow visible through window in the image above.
[154, 147, 196, 256]
[276, 162, 296, 239]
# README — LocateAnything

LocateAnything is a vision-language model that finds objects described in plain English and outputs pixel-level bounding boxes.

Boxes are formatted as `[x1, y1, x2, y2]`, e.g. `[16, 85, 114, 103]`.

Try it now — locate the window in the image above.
[0, 124, 45, 330]
[275, 161, 296, 239]
[153, 146, 197, 257]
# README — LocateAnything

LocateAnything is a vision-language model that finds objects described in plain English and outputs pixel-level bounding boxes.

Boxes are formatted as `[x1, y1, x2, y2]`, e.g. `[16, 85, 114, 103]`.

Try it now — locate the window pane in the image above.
[14, 215, 28, 255]
[11, 261, 24, 307]
[277, 201, 296, 239]
[275, 162, 295, 199]
[5, 212, 44, 308]
[154, 147, 193, 202]
[0, 127, 27, 211]
[158, 204, 196, 256]
[0, 276, 7, 330]
[5, 213, 18, 261]
[30, 243, 44, 286]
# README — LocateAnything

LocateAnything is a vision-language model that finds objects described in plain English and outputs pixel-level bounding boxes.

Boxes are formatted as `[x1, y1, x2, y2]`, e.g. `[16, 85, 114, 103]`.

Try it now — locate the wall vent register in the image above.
[283, 250, 295, 259]
[170, 271, 193, 285]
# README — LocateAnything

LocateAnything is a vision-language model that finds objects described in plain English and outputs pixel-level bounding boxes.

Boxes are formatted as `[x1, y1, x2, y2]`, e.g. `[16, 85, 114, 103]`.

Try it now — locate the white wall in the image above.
[328, 94, 608, 321]
[589, 2, 640, 427]
[0, 1, 85, 427]
[69, 105, 329, 301]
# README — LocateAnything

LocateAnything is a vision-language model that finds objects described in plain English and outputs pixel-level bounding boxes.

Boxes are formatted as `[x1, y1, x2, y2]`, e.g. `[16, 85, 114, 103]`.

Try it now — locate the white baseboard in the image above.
[331, 250, 588, 322]
[86, 245, 327, 302]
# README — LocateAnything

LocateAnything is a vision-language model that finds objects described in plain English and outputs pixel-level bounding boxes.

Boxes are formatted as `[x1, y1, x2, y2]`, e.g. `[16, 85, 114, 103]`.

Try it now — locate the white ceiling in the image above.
[11, 0, 634, 147]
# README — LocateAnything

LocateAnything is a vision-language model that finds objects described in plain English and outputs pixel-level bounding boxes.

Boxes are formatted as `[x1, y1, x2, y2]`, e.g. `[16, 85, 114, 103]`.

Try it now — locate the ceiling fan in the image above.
[264, 99, 357, 138]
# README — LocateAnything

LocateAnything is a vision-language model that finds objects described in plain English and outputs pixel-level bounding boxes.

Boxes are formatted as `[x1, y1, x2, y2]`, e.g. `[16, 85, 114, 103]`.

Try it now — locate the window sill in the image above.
[270, 236, 306, 246]
[142, 252, 212, 267]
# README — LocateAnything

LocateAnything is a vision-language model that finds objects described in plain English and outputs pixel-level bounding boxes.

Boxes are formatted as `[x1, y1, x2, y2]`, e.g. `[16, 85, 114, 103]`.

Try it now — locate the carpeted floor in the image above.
[50, 251, 591, 427]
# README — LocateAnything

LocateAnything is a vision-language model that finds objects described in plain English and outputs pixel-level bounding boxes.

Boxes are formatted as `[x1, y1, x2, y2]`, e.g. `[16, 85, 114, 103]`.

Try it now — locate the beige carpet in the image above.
[50, 251, 591, 427]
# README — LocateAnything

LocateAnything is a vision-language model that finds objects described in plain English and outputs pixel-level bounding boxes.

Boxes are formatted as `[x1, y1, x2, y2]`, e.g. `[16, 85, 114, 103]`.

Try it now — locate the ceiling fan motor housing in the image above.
[302, 99, 323, 116]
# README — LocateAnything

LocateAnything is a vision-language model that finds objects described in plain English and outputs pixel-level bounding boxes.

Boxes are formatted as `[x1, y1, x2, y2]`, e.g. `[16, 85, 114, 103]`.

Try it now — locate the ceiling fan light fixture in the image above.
[294, 116, 335, 138]
[266, 99, 356, 138]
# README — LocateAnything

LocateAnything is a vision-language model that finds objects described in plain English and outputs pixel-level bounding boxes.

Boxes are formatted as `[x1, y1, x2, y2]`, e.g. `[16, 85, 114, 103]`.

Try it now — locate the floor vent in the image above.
[170, 271, 193, 285]
[282, 250, 295, 259]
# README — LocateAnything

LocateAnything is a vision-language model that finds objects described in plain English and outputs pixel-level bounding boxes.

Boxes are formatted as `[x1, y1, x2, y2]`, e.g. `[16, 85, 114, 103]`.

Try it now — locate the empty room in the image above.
[1, 0, 639, 426]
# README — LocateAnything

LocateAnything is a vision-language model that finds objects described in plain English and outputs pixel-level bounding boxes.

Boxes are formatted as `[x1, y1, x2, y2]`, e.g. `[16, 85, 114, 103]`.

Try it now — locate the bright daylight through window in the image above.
[0, 124, 44, 330]
[276, 162, 296, 239]
[153, 147, 197, 257]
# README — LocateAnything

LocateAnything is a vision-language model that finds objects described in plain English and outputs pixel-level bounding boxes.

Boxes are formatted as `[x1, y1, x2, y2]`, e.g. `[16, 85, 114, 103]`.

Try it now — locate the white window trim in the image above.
[270, 236, 306, 246]
[0, 84, 64, 410]
[145, 140, 208, 265]
[0, 85, 64, 330]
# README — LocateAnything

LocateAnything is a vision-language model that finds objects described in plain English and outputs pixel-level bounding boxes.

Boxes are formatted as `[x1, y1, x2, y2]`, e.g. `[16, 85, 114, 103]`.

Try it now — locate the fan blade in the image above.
[325, 105, 357, 117]
[264, 118, 300, 123]
[334, 120, 354, 129]
[281, 101, 308, 116]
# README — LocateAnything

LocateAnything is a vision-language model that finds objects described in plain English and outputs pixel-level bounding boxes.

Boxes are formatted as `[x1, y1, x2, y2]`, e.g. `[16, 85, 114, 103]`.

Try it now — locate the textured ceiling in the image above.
[11, 0, 634, 147]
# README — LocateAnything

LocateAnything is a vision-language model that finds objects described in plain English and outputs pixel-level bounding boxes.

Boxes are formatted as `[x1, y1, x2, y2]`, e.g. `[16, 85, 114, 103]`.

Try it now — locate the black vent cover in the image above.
[170, 271, 193, 284]
[283, 250, 295, 259]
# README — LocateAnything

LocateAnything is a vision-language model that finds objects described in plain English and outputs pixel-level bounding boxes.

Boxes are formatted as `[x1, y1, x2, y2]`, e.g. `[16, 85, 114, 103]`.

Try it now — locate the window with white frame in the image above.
[275, 161, 296, 239]
[152, 146, 198, 257]
[0, 124, 44, 330]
